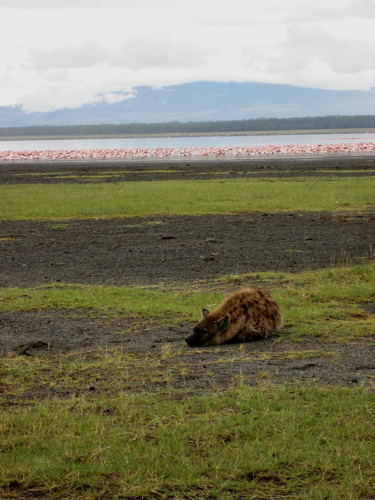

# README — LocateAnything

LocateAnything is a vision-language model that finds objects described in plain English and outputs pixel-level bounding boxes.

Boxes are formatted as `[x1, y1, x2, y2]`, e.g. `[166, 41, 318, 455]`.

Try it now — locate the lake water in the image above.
[1, 132, 374, 152]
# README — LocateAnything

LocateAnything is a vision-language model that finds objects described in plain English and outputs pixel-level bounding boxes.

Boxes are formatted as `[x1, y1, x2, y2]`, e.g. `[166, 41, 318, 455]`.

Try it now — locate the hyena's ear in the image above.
[202, 308, 210, 318]
[217, 313, 230, 332]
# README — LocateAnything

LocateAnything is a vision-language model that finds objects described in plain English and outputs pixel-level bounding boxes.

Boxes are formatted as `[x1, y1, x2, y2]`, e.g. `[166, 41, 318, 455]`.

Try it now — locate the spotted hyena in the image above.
[185, 287, 283, 347]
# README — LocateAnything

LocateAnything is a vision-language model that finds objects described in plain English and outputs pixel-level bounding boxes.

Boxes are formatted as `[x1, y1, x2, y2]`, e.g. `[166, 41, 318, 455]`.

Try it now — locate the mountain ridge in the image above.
[1, 81, 374, 127]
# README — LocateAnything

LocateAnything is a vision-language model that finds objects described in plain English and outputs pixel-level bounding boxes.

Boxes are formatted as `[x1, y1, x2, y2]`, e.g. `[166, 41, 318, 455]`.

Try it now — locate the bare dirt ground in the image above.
[1, 154, 375, 184]
[1, 156, 375, 395]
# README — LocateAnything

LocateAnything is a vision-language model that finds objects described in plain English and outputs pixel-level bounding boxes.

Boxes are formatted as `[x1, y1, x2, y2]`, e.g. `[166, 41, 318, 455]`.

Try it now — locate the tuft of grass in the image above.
[0, 348, 177, 400]
[276, 263, 375, 340]
[1, 176, 374, 220]
[50, 223, 71, 231]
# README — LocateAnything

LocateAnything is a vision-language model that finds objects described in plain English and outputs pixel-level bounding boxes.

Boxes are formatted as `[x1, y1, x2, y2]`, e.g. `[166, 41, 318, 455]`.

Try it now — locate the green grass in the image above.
[0, 285, 215, 324]
[1, 176, 374, 220]
[1, 386, 374, 499]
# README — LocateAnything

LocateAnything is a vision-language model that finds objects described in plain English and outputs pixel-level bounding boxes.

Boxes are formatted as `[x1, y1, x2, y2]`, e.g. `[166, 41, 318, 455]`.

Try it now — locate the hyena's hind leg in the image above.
[239, 323, 273, 342]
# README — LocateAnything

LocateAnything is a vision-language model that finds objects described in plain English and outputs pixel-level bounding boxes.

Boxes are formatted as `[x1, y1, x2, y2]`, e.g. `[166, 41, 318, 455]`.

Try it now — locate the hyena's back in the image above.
[219, 287, 282, 340]
[185, 287, 283, 347]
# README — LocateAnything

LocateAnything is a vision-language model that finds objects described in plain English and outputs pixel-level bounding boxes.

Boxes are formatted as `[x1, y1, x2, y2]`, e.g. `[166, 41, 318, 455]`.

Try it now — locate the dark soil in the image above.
[1, 154, 375, 184]
[1, 156, 374, 394]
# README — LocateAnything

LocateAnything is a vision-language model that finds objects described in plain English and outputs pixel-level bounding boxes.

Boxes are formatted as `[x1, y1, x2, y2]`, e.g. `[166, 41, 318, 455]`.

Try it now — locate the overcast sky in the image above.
[0, 0, 374, 112]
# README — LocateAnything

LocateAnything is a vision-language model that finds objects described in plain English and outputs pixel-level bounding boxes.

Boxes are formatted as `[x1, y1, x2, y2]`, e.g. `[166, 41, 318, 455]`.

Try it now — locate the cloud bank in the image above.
[0, 0, 374, 112]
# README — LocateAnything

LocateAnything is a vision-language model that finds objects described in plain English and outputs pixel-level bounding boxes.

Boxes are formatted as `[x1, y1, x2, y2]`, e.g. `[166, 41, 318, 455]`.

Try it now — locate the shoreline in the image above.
[2, 155, 374, 184]
[1, 152, 375, 166]
[1, 128, 375, 142]
[0, 147, 375, 165]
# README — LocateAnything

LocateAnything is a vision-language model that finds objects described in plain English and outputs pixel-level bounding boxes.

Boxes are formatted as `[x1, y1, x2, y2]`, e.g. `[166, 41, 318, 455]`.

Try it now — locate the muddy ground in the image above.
[1, 156, 374, 394]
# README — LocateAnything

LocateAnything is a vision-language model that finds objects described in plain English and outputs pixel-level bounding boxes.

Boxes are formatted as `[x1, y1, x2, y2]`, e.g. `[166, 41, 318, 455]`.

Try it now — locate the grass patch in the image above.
[0, 348, 180, 399]
[0, 385, 374, 499]
[1, 176, 374, 220]
[0, 338, 339, 406]
[0, 285, 216, 325]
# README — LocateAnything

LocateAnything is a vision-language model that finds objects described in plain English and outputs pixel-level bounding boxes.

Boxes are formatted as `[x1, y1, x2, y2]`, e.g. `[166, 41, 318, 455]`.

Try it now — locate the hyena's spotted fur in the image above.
[185, 287, 282, 347]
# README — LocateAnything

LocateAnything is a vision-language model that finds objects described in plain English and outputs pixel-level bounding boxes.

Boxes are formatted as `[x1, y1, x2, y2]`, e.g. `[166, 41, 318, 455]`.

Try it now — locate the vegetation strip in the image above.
[1, 177, 374, 220]
[1, 115, 374, 137]
[1, 386, 374, 499]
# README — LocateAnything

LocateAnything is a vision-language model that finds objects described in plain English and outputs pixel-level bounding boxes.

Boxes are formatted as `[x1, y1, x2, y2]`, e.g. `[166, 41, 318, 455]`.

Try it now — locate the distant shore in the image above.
[1, 128, 375, 142]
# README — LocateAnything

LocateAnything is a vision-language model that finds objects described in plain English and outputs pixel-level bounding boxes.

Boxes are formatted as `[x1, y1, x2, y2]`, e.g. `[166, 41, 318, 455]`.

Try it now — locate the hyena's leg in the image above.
[241, 323, 270, 340]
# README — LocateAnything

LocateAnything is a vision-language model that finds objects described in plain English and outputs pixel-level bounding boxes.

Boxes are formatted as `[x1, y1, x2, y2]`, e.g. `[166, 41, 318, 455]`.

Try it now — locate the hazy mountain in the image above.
[1, 81, 374, 127]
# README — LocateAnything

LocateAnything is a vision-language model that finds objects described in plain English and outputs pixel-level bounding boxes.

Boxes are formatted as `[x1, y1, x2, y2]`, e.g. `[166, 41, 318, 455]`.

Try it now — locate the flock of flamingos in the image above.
[0, 141, 374, 161]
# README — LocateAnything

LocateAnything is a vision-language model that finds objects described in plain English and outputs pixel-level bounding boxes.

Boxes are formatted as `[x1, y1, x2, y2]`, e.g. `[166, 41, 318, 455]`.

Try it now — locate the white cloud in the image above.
[28, 40, 109, 70]
[0, 0, 136, 8]
[0, 0, 374, 112]
[99, 91, 136, 104]
[19, 75, 136, 112]
[109, 35, 209, 70]
[276, 24, 375, 74]
[350, 0, 375, 16]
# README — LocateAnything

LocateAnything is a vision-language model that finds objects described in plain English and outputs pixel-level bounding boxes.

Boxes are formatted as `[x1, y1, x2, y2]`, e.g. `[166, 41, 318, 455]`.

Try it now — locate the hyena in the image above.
[185, 287, 282, 347]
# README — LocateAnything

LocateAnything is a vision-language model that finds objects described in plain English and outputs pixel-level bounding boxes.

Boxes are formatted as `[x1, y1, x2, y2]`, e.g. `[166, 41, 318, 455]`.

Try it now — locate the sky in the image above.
[0, 0, 374, 113]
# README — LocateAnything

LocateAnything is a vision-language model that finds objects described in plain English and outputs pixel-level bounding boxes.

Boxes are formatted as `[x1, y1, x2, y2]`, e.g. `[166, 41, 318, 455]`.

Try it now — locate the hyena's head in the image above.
[185, 308, 230, 347]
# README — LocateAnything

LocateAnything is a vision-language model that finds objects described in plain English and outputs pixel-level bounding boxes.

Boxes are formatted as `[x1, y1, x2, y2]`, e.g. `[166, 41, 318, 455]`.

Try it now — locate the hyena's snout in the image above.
[184, 331, 201, 347]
